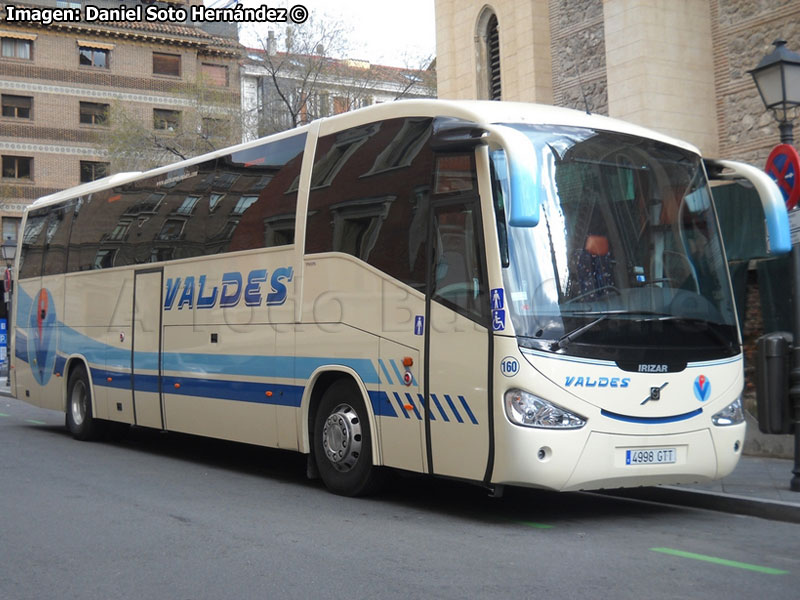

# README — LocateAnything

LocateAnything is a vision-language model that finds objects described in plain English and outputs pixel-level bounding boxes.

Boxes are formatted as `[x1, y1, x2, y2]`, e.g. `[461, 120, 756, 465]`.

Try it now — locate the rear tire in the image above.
[66, 366, 101, 441]
[313, 379, 382, 496]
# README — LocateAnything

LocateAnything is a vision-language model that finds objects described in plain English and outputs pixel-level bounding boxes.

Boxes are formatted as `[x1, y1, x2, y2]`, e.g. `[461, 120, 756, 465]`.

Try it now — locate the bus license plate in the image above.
[625, 448, 676, 465]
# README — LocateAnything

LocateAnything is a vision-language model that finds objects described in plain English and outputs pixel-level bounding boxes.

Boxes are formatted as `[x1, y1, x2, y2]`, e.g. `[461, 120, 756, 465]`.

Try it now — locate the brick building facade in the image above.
[0, 0, 241, 252]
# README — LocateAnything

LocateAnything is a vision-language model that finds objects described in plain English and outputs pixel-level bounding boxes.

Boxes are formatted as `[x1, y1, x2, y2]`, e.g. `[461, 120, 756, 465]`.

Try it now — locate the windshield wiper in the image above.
[551, 313, 737, 352]
[552, 315, 608, 350]
[632, 315, 738, 350]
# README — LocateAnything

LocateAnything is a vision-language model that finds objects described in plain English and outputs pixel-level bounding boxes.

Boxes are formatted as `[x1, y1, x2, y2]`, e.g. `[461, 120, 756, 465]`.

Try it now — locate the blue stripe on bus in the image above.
[378, 359, 394, 385]
[389, 360, 404, 385]
[601, 408, 703, 424]
[444, 394, 464, 423]
[162, 375, 304, 407]
[369, 391, 398, 418]
[405, 392, 422, 420]
[393, 392, 411, 419]
[162, 353, 380, 385]
[458, 395, 478, 425]
[430, 394, 449, 422]
[12, 312, 467, 425]
[417, 393, 436, 421]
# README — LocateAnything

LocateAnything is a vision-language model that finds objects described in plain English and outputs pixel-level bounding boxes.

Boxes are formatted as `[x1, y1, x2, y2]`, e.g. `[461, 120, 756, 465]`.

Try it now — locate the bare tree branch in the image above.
[100, 76, 242, 172]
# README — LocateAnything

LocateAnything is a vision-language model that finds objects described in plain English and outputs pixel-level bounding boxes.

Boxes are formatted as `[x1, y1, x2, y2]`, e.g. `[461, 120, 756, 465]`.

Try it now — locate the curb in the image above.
[598, 486, 800, 524]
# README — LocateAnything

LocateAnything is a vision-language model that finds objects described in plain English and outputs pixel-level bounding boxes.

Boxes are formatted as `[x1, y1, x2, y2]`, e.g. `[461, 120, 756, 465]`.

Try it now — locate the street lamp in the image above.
[1, 235, 16, 267]
[749, 39, 800, 144]
[1, 235, 15, 387]
[750, 40, 800, 491]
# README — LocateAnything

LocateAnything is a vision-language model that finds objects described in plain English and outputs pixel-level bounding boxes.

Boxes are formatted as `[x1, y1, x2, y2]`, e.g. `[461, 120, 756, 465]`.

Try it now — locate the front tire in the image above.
[66, 365, 101, 441]
[313, 379, 382, 496]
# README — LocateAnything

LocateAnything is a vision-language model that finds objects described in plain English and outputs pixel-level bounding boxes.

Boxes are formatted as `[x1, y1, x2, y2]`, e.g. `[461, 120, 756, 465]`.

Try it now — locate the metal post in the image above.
[780, 120, 795, 145]
[792, 242, 800, 491]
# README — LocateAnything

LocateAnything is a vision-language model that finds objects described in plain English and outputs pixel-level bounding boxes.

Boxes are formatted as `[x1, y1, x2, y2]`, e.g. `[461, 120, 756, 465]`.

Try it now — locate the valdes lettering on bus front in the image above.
[164, 268, 293, 310]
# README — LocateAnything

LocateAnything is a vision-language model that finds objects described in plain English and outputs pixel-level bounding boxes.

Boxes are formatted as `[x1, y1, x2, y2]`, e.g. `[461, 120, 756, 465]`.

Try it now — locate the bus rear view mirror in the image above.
[486, 125, 539, 227]
[704, 158, 791, 255]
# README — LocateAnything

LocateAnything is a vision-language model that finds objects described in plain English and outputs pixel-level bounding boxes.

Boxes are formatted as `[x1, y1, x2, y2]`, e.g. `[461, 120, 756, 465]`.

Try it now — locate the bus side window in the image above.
[18, 208, 48, 280]
[148, 158, 217, 262]
[65, 187, 136, 272]
[307, 117, 433, 290]
[41, 203, 74, 277]
[218, 134, 306, 254]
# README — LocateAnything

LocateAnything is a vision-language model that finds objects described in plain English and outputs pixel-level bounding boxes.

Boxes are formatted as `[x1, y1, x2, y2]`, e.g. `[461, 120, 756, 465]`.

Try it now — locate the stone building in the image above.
[434, 0, 800, 165]
[0, 0, 241, 252]
[435, 0, 800, 435]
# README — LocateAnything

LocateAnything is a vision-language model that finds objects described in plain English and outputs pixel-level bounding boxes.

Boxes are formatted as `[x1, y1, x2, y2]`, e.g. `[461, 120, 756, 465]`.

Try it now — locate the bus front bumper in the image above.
[492, 422, 745, 492]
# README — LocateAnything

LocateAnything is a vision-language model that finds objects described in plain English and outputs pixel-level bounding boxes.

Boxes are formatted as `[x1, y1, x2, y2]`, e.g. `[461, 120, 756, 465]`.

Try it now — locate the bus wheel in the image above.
[313, 379, 381, 496]
[66, 366, 100, 441]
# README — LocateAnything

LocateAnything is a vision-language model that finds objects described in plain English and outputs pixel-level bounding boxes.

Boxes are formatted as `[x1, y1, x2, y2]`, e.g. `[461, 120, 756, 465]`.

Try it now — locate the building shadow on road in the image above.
[24, 420, 689, 527]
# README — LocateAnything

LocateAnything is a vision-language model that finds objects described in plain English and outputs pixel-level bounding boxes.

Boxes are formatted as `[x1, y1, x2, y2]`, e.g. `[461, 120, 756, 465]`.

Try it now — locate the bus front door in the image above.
[425, 196, 492, 482]
[132, 268, 164, 429]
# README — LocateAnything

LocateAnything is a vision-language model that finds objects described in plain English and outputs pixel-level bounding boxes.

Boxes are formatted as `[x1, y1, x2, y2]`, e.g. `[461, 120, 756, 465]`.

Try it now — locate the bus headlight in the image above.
[504, 389, 586, 429]
[711, 395, 744, 426]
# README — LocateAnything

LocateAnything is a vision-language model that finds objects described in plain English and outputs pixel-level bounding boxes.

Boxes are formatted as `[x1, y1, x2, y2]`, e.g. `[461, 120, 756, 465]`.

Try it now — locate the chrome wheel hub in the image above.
[71, 380, 87, 427]
[321, 403, 362, 472]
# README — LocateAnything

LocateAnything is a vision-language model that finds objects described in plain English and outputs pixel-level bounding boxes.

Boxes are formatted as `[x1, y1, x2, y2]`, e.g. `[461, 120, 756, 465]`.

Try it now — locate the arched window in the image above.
[476, 8, 501, 100]
[486, 14, 501, 100]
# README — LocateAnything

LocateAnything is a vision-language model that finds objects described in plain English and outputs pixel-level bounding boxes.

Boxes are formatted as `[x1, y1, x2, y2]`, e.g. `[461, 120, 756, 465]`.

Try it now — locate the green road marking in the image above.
[24, 419, 46, 425]
[518, 521, 554, 529]
[651, 547, 788, 575]
[0, 412, 10, 417]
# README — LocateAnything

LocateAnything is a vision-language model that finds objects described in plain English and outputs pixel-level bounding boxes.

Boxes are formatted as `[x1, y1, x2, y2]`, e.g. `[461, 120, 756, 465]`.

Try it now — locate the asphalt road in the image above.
[1, 395, 798, 599]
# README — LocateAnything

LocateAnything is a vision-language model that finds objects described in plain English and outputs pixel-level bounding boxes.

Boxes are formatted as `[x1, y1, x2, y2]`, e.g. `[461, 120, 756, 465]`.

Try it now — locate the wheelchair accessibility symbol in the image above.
[492, 309, 505, 331]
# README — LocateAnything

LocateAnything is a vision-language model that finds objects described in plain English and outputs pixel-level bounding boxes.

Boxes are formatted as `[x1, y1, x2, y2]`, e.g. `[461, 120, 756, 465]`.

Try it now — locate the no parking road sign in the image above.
[765, 143, 800, 210]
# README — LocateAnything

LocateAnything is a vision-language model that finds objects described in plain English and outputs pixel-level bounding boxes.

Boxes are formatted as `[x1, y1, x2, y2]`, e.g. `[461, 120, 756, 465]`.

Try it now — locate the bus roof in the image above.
[315, 99, 701, 155]
[28, 100, 699, 212]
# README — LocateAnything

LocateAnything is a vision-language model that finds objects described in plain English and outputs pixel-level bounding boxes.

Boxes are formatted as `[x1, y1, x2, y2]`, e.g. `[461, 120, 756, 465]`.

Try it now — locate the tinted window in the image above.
[306, 117, 433, 290]
[431, 199, 488, 324]
[18, 208, 47, 280]
[214, 134, 306, 254]
[30, 135, 305, 275]
[42, 202, 74, 276]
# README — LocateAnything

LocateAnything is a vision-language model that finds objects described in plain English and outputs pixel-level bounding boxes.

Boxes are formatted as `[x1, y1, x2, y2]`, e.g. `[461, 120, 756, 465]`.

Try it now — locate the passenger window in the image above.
[65, 188, 125, 271]
[18, 208, 48, 280]
[147, 160, 217, 262]
[42, 202, 74, 276]
[307, 117, 433, 290]
[218, 133, 306, 253]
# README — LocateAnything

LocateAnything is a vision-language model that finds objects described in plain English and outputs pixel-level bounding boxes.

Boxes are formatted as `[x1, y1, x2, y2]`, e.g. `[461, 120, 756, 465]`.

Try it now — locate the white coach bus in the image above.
[10, 100, 791, 496]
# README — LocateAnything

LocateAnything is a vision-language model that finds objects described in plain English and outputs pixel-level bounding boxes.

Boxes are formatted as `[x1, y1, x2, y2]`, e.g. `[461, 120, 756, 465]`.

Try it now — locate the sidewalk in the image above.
[597, 453, 800, 524]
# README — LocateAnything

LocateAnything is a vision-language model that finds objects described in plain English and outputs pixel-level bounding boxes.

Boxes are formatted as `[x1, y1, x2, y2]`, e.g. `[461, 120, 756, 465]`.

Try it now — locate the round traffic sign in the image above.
[765, 143, 800, 210]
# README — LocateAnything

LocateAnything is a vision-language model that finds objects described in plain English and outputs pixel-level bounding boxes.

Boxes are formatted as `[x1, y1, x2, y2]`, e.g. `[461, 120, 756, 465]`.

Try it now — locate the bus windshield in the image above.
[493, 124, 739, 364]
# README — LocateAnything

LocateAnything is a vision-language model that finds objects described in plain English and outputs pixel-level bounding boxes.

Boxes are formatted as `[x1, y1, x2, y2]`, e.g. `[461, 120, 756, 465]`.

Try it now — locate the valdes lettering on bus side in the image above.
[164, 267, 294, 310]
[565, 376, 630, 388]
